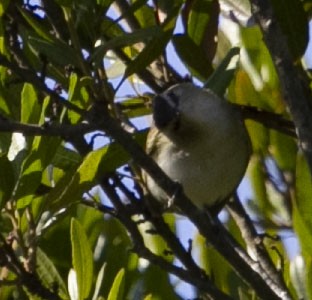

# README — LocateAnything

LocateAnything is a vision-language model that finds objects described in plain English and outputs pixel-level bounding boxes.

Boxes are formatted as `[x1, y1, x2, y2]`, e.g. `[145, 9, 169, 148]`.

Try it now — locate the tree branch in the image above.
[0, 116, 96, 137]
[0, 235, 61, 300]
[89, 104, 292, 300]
[227, 195, 289, 296]
[99, 177, 233, 300]
[250, 0, 312, 173]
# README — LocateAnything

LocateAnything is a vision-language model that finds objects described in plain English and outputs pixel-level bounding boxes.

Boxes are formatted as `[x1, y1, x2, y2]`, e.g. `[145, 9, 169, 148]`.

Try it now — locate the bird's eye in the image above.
[168, 92, 180, 107]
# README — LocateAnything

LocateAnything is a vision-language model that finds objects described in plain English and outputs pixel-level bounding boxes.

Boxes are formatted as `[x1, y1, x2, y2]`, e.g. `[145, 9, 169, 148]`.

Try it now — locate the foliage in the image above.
[0, 0, 311, 299]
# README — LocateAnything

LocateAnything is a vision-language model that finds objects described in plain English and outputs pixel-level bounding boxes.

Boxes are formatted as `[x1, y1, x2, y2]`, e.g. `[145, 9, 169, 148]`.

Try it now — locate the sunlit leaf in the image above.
[107, 268, 125, 300]
[294, 153, 312, 246]
[289, 255, 309, 300]
[71, 218, 93, 300]
[67, 73, 91, 124]
[21, 83, 40, 124]
[0, 0, 9, 16]
[92, 263, 106, 300]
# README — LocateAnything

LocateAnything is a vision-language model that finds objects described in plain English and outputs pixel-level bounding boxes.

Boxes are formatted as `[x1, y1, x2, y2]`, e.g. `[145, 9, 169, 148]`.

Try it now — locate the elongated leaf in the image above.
[0, 0, 9, 16]
[46, 129, 147, 211]
[172, 33, 213, 81]
[294, 153, 312, 241]
[14, 97, 59, 204]
[52, 146, 81, 171]
[119, 97, 151, 118]
[92, 263, 106, 300]
[36, 247, 69, 299]
[68, 269, 78, 300]
[123, 5, 180, 82]
[71, 218, 93, 300]
[107, 269, 125, 300]
[28, 37, 80, 67]
[18, 7, 54, 42]
[115, 0, 149, 25]
[0, 156, 15, 208]
[187, 0, 219, 61]
[270, 130, 297, 171]
[45, 145, 109, 210]
[204, 47, 240, 95]
[270, 0, 309, 59]
[92, 26, 162, 64]
[14, 136, 61, 207]
[123, 30, 172, 81]
[21, 83, 40, 124]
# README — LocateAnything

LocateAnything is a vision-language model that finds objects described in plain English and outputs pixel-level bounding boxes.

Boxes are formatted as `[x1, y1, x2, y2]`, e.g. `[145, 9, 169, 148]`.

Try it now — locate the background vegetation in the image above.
[0, 0, 311, 299]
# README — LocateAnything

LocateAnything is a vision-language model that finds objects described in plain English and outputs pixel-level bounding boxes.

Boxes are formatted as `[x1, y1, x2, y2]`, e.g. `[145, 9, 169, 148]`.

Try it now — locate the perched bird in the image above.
[143, 82, 251, 213]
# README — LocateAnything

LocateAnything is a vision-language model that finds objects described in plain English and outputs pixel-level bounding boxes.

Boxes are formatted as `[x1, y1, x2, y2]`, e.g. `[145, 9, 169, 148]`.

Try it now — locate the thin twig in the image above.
[227, 195, 288, 295]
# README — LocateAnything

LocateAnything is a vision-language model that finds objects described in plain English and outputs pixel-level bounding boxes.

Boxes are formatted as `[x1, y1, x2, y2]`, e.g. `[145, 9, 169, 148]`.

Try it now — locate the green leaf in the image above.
[92, 26, 162, 65]
[294, 153, 312, 249]
[195, 232, 245, 297]
[172, 33, 213, 81]
[117, 0, 149, 26]
[52, 146, 81, 171]
[204, 47, 240, 96]
[14, 136, 61, 207]
[0, 0, 9, 16]
[67, 73, 80, 123]
[45, 145, 108, 210]
[71, 218, 93, 300]
[270, 130, 297, 171]
[123, 30, 172, 81]
[46, 129, 146, 211]
[28, 36, 80, 67]
[21, 83, 41, 124]
[18, 7, 54, 42]
[119, 97, 151, 118]
[187, 0, 219, 61]
[248, 155, 272, 217]
[36, 247, 69, 299]
[92, 263, 106, 300]
[0, 156, 15, 208]
[134, 1, 155, 28]
[122, 5, 180, 83]
[270, 0, 309, 59]
[107, 268, 125, 300]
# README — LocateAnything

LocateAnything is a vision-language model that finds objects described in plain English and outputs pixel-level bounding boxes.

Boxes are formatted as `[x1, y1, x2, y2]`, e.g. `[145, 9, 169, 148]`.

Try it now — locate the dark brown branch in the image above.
[99, 177, 233, 300]
[238, 104, 296, 137]
[250, 0, 312, 173]
[0, 235, 60, 300]
[227, 195, 289, 296]
[113, 176, 207, 279]
[0, 116, 97, 137]
[90, 105, 292, 300]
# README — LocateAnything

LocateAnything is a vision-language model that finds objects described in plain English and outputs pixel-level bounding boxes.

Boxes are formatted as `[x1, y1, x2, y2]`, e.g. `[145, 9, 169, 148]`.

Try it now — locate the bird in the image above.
[143, 82, 251, 213]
